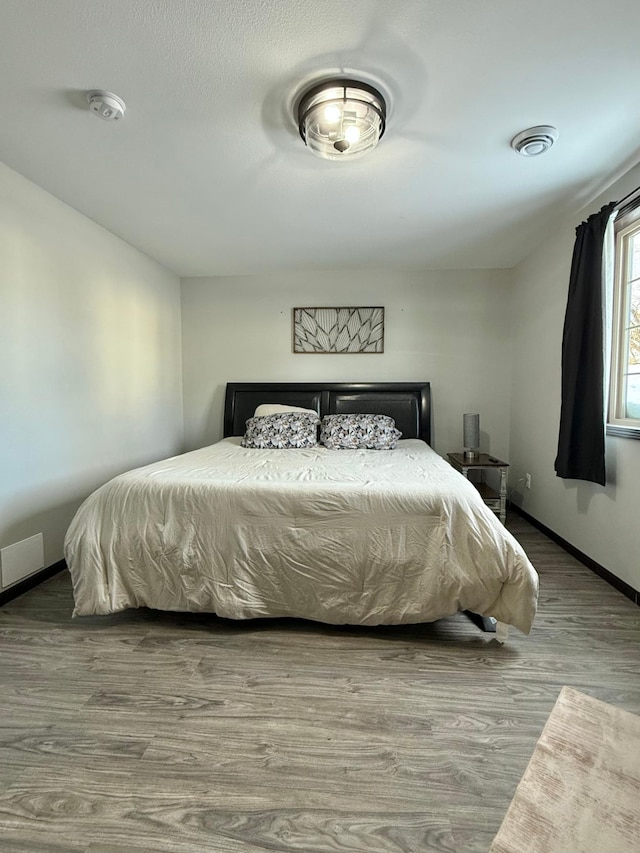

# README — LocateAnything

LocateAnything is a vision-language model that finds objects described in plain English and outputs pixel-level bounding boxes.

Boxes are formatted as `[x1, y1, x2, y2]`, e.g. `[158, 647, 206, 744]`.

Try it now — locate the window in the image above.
[608, 201, 640, 437]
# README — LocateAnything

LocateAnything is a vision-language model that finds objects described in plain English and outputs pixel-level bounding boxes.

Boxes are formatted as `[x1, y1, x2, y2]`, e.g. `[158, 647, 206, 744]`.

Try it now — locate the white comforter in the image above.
[65, 438, 538, 633]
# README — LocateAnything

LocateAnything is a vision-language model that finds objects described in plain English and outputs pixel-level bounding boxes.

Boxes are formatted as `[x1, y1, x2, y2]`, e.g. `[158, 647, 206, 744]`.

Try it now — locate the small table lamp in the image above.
[463, 413, 480, 460]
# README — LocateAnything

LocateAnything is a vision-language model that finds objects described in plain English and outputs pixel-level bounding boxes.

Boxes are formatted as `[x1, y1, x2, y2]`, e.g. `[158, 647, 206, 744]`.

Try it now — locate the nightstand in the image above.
[447, 452, 509, 524]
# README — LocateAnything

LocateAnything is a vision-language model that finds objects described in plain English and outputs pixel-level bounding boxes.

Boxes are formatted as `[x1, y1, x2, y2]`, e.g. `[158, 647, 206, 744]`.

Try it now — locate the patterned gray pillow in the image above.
[320, 414, 402, 450]
[242, 411, 320, 449]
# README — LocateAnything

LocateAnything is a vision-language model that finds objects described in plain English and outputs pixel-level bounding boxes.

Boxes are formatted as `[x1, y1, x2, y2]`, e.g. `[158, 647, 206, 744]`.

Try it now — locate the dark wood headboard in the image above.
[224, 382, 432, 445]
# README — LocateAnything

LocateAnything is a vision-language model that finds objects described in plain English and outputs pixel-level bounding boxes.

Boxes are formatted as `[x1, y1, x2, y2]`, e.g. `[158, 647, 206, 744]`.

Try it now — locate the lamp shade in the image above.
[463, 413, 480, 456]
[297, 79, 386, 161]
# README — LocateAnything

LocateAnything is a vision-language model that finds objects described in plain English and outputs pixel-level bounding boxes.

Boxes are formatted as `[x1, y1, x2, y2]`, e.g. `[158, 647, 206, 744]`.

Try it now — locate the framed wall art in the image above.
[293, 307, 384, 354]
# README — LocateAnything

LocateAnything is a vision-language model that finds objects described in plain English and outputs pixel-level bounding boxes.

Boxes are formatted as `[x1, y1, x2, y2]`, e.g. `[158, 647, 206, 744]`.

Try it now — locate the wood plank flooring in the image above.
[0, 515, 639, 853]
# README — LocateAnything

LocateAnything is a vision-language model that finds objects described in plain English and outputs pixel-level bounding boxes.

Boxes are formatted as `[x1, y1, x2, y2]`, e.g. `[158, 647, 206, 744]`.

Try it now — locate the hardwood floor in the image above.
[0, 515, 639, 853]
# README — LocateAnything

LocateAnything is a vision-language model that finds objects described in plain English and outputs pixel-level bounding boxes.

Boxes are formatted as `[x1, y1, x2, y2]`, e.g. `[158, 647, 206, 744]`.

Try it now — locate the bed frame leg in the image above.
[464, 611, 497, 633]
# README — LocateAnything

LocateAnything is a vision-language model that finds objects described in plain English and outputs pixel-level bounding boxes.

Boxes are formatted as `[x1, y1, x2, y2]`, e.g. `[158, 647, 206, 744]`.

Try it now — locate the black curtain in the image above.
[554, 202, 617, 486]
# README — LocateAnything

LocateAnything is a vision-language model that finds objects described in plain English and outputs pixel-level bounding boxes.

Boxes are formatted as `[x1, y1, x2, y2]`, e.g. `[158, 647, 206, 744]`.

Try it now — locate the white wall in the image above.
[0, 163, 184, 582]
[181, 269, 514, 459]
[509, 162, 640, 593]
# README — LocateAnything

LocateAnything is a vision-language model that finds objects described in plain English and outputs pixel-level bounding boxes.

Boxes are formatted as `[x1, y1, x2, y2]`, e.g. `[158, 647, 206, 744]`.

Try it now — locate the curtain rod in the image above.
[616, 184, 640, 215]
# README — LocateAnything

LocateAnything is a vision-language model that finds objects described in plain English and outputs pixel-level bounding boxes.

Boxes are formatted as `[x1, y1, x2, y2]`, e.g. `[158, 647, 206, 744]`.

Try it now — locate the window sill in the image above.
[606, 424, 640, 439]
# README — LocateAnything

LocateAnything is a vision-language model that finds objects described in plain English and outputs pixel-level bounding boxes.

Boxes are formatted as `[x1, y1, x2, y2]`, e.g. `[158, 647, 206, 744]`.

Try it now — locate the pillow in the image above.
[254, 403, 319, 417]
[320, 413, 402, 450]
[242, 411, 320, 449]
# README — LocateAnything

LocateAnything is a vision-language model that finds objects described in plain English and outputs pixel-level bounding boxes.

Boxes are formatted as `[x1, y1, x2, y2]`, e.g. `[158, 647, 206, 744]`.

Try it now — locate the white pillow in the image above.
[254, 403, 318, 417]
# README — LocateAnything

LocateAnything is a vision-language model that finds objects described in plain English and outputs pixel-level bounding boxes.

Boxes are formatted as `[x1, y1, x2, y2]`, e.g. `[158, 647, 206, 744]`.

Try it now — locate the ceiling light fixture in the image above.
[511, 125, 558, 157]
[297, 78, 386, 161]
[86, 90, 126, 121]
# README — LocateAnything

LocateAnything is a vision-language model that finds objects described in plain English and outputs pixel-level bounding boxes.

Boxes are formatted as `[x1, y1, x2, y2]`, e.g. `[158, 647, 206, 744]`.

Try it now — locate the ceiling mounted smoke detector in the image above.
[86, 90, 126, 121]
[511, 125, 558, 157]
[296, 78, 386, 161]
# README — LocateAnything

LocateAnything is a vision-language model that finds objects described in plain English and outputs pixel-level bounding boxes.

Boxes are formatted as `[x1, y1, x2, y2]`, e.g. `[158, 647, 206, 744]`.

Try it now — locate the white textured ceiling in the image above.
[1, 0, 640, 276]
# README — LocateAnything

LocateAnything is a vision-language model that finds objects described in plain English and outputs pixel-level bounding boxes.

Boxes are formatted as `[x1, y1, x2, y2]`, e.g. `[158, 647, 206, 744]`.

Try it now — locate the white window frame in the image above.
[607, 201, 640, 437]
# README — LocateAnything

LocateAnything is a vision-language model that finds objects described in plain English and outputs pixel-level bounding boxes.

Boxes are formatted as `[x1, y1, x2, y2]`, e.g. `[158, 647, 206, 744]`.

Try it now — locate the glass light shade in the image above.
[297, 79, 386, 161]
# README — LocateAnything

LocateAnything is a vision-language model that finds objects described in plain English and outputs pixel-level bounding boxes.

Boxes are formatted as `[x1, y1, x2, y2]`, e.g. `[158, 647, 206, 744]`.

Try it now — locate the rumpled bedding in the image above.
[65, 438, 539, 633]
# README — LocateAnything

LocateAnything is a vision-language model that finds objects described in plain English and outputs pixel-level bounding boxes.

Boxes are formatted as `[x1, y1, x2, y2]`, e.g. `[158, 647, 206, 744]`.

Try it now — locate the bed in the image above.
[65, 381, 538, 635]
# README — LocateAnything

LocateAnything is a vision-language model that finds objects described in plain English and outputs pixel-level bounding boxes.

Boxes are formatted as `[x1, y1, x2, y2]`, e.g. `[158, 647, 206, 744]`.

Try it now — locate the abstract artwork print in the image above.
[293, 307, 384, 353]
